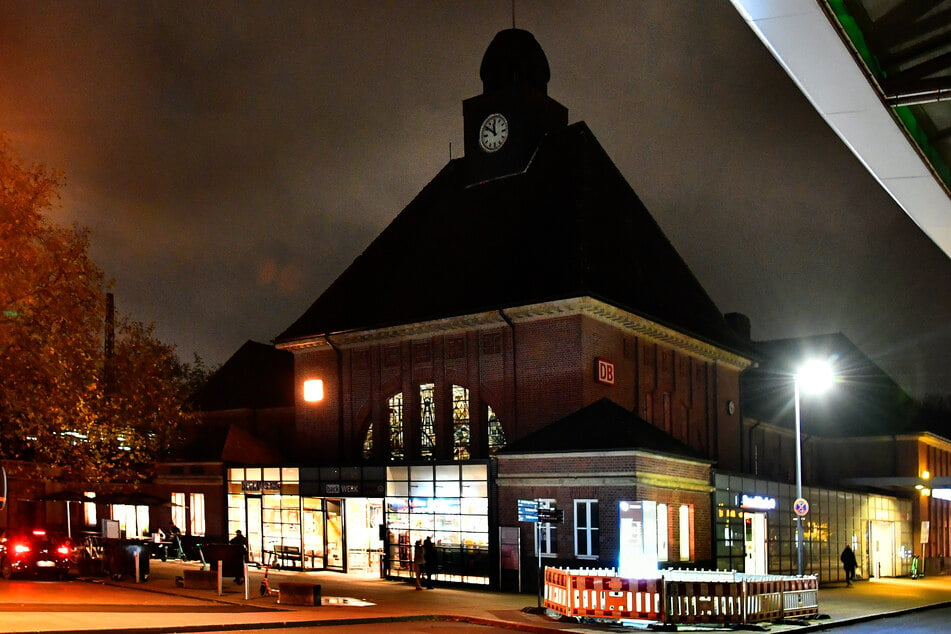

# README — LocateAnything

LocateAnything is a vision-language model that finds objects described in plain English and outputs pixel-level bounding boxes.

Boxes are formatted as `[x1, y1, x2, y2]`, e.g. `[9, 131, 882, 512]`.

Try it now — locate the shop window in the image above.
[574, 499, 599, 559]
[190, 493, 206, 536]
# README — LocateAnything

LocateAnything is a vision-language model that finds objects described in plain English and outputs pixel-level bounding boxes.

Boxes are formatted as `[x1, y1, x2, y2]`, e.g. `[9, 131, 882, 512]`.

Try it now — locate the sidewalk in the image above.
[3, 560, 951, 633]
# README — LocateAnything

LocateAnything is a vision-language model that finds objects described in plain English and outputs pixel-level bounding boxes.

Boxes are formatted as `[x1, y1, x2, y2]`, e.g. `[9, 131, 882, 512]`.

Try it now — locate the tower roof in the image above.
[480, 28, 550, 94]
[276, 122, 750, 357]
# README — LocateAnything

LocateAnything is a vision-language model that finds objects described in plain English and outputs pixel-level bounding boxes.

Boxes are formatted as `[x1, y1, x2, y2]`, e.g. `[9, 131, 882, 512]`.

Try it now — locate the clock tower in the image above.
[463, 29, 569, 184]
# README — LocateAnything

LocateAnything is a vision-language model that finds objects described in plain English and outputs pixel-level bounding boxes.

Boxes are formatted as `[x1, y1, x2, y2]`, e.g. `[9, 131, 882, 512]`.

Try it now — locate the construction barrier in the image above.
[543, 566, 819, 627]
[781, 575, 820, 619]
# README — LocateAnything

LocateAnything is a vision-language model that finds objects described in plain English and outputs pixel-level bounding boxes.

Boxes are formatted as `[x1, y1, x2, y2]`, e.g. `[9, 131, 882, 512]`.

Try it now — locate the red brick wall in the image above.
[497, 452, 713, 566]
[286, 308, 742, 465]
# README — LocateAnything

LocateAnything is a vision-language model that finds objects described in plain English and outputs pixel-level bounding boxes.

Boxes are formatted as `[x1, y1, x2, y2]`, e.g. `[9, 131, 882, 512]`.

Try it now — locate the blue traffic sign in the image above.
[518, 499, 538, 522]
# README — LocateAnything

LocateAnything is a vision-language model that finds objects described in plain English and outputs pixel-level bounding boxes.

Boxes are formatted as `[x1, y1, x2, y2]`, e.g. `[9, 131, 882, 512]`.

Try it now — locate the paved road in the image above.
[820, 603, 951, 632]
[4, 560, 951, 633]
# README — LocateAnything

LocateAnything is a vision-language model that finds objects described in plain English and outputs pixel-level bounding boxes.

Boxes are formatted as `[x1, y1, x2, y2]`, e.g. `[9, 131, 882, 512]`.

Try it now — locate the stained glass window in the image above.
[363, 423, 373, 460]
[420, 383, 436, 459]
[452, 385, 471, 460]
[389, 392, 404, 461]
[364, 384, 506, 461]
[488, 405, 506, 454]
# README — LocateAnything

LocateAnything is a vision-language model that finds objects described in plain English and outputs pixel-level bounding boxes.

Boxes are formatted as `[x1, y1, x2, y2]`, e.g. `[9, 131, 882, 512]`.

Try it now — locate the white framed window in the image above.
[574, 499, 599, 559]
[83, 492, 97, 528]
[679, 504, 691, 561]
[535, 498, 558, 557]
[190, 493, 206, 536]
[657, 503, 669, 562]
[171, 492, 186, 532]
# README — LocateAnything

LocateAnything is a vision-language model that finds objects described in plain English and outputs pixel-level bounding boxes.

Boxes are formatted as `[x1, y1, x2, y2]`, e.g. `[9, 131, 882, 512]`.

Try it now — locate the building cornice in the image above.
[497, 448, 712, 466]
[276, 296, 752, 369]
[497, 470, 712, 493]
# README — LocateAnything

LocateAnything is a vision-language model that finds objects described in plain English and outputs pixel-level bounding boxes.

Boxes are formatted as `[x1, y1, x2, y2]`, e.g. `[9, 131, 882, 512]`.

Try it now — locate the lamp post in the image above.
[793, 359, 835, 576]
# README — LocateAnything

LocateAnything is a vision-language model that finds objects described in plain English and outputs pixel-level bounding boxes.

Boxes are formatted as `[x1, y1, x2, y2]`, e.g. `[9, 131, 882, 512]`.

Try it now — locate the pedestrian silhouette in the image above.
[423, 536, 437, 589]
[412, 539, 426, 590]
[840, 545, 857, 587]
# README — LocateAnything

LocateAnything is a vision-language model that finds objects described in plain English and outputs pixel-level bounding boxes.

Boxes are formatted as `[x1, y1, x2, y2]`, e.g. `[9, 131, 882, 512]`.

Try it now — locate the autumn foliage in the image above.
[0, 135, 199, 483]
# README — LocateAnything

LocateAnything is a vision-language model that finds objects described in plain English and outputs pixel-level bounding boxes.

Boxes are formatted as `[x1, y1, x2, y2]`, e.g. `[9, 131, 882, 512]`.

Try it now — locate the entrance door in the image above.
[325, 499, 345, 571]
[246, 496, 262, 564]
[870, 520, 895, 577]
[743, 512, 767, 575]
[301, 499, 325, 570]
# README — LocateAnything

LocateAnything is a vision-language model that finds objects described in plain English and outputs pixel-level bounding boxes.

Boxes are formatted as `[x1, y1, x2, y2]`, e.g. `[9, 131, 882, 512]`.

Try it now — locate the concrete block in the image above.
[279, 582, 321, 606]
[184, 568, 218, 589]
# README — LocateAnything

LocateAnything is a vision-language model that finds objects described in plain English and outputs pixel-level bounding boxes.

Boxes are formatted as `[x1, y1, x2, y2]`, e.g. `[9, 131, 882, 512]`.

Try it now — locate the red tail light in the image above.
[13, 543, 31, 554]
[56, 545, 71, 556]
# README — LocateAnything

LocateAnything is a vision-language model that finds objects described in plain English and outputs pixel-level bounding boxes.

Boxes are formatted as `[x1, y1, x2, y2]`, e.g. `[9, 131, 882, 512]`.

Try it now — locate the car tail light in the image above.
[56, 545, 71, 556]
[13, 543, 31, 554]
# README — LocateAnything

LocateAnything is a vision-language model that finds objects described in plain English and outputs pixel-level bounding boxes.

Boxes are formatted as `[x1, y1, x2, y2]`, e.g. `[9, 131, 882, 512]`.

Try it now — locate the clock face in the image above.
[479, 113, 508, 152]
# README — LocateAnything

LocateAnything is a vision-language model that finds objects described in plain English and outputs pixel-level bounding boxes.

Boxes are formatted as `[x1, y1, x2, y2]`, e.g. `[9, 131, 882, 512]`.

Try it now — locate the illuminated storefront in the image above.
[715, 473, 913, 581]
[228, 461, 492, 583]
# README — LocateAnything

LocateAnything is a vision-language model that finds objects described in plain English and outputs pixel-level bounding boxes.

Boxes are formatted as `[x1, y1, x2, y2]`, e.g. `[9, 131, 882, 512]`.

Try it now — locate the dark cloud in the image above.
[3, 1, 950, 398]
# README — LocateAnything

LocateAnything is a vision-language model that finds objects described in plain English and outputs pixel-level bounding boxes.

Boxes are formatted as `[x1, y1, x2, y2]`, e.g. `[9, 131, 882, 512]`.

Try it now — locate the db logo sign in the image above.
[596, 358, 615, 385]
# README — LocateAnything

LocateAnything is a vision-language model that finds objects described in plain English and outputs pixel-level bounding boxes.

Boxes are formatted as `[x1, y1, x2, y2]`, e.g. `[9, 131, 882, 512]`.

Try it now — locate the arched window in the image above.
[363, 384, 505, 461]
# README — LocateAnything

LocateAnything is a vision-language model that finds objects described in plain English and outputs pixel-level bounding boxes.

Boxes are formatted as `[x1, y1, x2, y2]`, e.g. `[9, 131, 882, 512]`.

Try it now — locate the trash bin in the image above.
[102, 539, 150, 581]
[203, 543, 246, 581]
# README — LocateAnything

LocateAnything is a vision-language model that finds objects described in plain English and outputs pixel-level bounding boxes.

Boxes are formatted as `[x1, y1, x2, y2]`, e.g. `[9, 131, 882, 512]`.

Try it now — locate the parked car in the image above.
[0, 528, 73, 580]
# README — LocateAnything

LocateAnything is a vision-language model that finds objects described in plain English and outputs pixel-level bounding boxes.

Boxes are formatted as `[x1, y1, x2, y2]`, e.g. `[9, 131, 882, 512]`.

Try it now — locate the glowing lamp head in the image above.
[796, 359, 835, 395]
[303, 379, 324, 402]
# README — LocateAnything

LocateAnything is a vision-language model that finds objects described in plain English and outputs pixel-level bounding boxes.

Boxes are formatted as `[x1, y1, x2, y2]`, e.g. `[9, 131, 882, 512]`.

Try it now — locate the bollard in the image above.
[134, 550, 140, 583]
[217, 561, 223, 596]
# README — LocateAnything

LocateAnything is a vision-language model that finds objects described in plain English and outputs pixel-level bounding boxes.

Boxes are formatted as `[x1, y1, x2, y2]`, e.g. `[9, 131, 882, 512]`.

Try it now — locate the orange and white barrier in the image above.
[543, 567, 818, 626]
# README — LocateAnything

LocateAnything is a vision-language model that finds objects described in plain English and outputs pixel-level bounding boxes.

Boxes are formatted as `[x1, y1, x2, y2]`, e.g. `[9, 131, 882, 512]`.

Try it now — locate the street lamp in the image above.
[794, 359, 835, 576]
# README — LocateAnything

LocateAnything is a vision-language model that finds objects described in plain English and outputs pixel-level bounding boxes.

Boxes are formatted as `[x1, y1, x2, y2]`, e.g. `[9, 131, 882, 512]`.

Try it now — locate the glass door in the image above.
[326, 499, 345, 571]
[246, 496, 262, 565]
[302, 498, 325, 569]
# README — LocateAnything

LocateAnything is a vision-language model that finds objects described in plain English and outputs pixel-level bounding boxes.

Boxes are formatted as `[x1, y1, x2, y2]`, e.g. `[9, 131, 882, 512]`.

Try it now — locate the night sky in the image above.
[3, 1, 950, 398]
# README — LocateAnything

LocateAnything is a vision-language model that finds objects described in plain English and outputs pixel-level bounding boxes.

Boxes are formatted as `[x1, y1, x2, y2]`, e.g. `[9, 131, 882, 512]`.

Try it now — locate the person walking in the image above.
[423, 536, 437, 589]
[840, 544, 857, 586]
[168, 523, 185, 561]
[230, 529, 249, 561]
[412, 539, 426, 590]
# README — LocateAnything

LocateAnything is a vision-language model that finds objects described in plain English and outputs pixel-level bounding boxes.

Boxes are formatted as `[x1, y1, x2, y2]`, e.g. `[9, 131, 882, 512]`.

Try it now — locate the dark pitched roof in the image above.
[741, 333, 914, 437]
[194, 340, 294, 412]
[173, 424, 284, 464]
[276, 123, 750, 357]
[498, 398, 704, 459]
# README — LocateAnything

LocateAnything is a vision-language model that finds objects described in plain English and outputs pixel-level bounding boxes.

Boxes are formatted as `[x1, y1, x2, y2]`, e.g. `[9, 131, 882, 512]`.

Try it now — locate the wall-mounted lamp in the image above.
[922, 470, 931, 480]
[303, 379, 324, 402]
